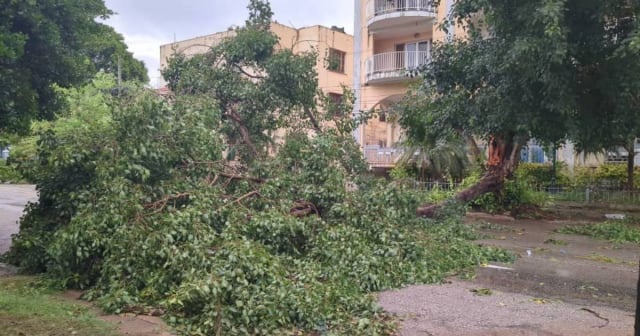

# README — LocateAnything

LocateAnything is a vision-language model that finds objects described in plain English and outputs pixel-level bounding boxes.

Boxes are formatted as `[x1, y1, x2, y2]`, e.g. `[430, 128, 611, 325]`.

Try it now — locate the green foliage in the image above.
[5, 89, 513, 334]
[470, 177, 549, 214]
[572, 164, 640, 189]
[397, 138, 470, 181]
[4, 2, 515, 334]
[516, 163, 570, 188]
[399, 0, 640, 201]
[0, 159, 25, 183]
[389, 165, 412, 180]
[0, 0, 147, 135]
[556, 219, 640, 244]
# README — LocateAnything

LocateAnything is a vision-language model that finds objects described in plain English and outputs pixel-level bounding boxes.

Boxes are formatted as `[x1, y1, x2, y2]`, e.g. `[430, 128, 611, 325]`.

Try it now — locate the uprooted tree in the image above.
[400, 0, 640, 216]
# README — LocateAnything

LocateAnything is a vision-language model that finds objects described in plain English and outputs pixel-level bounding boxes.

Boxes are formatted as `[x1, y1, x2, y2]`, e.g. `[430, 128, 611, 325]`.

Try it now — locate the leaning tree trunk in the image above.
[417, 136, 523, 217]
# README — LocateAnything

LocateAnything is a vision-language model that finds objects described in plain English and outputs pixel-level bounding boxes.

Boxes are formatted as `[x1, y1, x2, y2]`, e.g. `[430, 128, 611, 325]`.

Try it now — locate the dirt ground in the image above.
[61, 291, 174, 336]
[378, 208, 639, 336]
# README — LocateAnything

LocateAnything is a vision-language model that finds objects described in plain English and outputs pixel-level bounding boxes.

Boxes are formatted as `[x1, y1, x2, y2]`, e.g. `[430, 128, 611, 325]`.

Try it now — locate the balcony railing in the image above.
[364, 147, 404, 167]
[368, 0, 436, 18]
[365, 50, 430, 84]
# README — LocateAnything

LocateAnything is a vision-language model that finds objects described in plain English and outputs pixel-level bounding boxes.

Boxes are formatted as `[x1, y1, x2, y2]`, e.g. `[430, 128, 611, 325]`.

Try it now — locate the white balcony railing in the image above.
[365, 147, 404, 167]
[365, 50, 430, 84]
[367, 0, 436, 20]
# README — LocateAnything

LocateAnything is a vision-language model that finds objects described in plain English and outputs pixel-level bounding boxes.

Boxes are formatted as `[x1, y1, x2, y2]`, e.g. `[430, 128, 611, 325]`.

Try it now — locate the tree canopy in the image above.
[0, 0, 148, 135]
[400, 0, 640, 215]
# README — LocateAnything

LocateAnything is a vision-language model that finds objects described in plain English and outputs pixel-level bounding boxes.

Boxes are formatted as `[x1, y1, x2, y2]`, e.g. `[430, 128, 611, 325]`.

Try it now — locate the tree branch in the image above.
[234, 64, 265, 79]
[225, 104, 260, 157]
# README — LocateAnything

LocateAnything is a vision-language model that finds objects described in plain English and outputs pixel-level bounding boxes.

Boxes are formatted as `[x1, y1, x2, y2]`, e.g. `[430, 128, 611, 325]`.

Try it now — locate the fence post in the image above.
[585, 187, 590, 204]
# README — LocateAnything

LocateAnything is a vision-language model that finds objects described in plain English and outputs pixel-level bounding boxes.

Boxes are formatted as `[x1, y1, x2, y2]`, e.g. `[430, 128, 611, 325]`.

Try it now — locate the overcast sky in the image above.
[103, 0, 355, 87]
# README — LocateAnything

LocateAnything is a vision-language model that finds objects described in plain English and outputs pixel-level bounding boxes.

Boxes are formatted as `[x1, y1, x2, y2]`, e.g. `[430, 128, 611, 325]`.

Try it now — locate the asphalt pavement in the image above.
[0, 185, 37, 254]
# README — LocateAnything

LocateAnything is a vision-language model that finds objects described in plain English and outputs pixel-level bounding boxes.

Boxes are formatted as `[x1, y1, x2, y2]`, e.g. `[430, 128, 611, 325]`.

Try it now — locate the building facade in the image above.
[159, 22, 353, 108]
[353, 0, 457, 169]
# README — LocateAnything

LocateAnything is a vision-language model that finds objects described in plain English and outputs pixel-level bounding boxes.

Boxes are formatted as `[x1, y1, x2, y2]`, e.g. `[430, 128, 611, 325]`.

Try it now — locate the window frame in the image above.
[326, 48, 346, 73]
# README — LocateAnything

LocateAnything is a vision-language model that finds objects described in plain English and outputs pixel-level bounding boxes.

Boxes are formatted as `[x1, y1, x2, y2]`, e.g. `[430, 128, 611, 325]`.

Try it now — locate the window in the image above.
[379, 111, 387, 122]
[395, 41, 431, 69]
[328, 93, 344, 117]
[326, 48, 346, 73]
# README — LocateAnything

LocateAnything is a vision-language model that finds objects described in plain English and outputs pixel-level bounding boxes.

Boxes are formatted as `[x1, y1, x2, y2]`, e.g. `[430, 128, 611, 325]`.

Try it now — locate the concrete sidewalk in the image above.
[0, 184, 37, 254]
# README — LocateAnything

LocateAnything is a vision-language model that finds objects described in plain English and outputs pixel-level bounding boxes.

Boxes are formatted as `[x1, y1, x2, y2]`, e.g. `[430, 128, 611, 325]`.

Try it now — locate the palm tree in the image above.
[397, 135, 470, 181]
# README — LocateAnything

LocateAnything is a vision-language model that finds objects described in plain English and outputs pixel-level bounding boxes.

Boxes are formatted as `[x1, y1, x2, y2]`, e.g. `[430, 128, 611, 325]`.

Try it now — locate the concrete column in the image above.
[445, 0, 455, 41]
[353, 0, 363, 147]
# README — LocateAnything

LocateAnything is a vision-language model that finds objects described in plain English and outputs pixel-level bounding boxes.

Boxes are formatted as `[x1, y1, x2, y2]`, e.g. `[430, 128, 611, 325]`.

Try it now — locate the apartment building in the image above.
[352, 0, 458, 169]
[159, 22, 353, 110]
[352, 1, 638, 171]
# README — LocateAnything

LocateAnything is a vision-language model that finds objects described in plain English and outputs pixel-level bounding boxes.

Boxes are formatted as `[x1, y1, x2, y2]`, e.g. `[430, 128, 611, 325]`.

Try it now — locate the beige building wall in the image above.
[159, 22, 352, 97]
[355, 0, 455, 167]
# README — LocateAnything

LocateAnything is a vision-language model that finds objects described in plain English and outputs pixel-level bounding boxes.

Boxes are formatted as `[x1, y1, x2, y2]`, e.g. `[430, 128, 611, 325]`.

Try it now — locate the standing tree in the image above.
[400, 0, 640, 216]
[85, 24, 149, 84]
[570, 1, 640, 190]
[0, 0, 147, 136]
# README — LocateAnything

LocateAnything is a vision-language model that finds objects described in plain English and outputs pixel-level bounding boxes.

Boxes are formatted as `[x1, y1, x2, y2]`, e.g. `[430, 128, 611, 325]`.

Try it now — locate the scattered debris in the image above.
[579, 308, 610, 328]
[481, 264, 515, 271]
[470, 288, 493, 296]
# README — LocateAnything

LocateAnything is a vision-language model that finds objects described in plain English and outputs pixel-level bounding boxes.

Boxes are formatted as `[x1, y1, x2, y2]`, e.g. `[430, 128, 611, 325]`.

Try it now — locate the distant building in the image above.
[159, 22, 353, 106]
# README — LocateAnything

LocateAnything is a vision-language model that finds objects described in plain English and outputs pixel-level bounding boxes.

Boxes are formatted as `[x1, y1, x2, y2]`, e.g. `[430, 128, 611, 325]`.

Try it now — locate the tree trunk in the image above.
[627, 140, 635, 191]
[417, 136, 522, 217]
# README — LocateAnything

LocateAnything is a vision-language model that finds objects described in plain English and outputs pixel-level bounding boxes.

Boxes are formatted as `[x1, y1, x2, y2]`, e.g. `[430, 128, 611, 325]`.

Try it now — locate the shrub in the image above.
[556, 218, 640, 243]
[515, 163, 570, 188]
[573, 164, 640, 189]
[0, 160, 25, 183]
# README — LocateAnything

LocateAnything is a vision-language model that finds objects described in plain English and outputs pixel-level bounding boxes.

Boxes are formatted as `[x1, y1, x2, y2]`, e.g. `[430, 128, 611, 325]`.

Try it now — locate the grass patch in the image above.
[576, 253, 623, 264]
[0, 277, 116, 336]
[556, 219, 640, 243]
[543, 238, 568, 246]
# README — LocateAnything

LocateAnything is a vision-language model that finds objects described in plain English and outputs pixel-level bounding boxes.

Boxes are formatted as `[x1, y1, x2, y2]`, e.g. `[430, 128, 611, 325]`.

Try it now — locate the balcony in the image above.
[365, 147, 404, 168]
[365, 50, 430, 85]
[367, 0, 437, 34]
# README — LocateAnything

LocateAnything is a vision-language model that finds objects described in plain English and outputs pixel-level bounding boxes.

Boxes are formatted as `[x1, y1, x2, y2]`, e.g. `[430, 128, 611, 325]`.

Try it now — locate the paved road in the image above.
[0, 185, 37, 254]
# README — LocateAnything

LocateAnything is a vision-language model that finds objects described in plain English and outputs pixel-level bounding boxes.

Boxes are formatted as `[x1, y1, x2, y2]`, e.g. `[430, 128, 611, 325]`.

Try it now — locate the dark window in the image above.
[328, 93, 344, 116]
[327, 48, 346, 73]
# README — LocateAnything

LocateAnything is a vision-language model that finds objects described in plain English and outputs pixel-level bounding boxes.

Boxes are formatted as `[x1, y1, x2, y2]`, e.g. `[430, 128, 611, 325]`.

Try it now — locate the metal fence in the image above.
[402, 179, 640, 205]
[530, 185, 640, 205]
